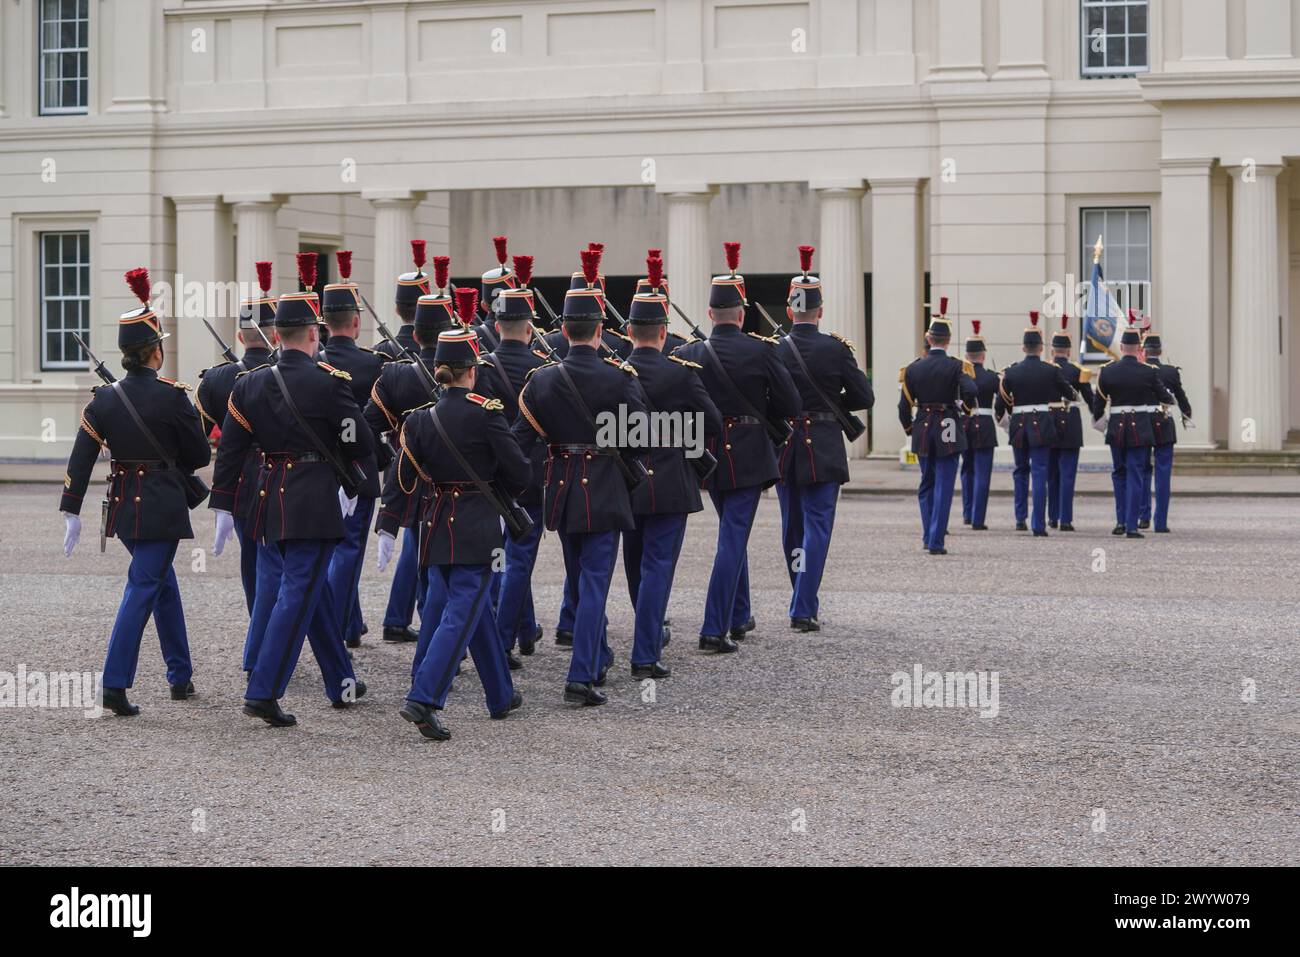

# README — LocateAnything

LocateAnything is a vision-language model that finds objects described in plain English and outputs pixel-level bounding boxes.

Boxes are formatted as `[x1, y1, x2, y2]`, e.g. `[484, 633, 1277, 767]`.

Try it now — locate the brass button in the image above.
[581, 478, 588, 485]
[133, 496, 141, 503]
[114, 496, 120, 503]
[452, 490, 459, 498]
[559, 479, 565, 486]
[563, 453, 570, 459]
[259, 490, 266, 497]
[725, 443, 732, 451]
[647, 469, 654, 476]
[286, 462, 293, 469]
[805, 438, 812, 445]
[449, 516, 455, 523]
[585, 453, 592, 460]
[279, 487, 285, 493]
[137, 470, 144, 477]
[426, 521, 432, 527]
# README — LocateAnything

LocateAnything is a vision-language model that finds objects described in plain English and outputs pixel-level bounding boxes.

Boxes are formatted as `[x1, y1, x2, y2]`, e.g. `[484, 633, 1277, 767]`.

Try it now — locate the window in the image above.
[1081, 0, 1149, 77]
[1081, 207, 1151, 359]
[40, 231, 91, 370]
[39, 0, 89, 114]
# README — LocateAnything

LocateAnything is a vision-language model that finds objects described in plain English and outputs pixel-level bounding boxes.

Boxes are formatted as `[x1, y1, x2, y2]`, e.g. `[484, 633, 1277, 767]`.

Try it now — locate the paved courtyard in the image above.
[1, 482, 1296, 866]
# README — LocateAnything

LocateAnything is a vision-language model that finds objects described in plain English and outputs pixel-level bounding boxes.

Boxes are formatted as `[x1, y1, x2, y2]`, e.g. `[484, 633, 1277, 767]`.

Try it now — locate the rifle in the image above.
[531, 284, 619, 358]
[72, 332, 116, 385]
[665, 297, 707, 342]
[200, 317, 239, 365]
[247, 320, 276, 355]
[359, 292, 440, 403]
[532, 324, 559, 361]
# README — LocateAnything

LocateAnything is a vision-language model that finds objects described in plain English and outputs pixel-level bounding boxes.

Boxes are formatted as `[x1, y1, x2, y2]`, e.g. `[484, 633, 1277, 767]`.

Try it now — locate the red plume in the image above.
[455, 288, 478, 326]
[433, 255, 450, 292]
[493, 236, 508, 266]
[335, 250, 353, 281]
[1127, 307, 1137, 326]
[798, 245, 815, 275]
[255, 261, 273, 295]
[647, 257, 664, 291]
[410, 239, 427, 271]
[580, 249, 601, 287]
[648, 248, 662, 260]
[971, 320, 982, 336]
[939, 296, 949, 316]
[588, 242, 605, 255]
[124, 268, 152, 305]
[1060, 313, 1069, 330]
[723, 241, 741, 274]
[296, 252, 317, 291]
[512, 255, 534, 287]
[1028, 311, 1039, 326]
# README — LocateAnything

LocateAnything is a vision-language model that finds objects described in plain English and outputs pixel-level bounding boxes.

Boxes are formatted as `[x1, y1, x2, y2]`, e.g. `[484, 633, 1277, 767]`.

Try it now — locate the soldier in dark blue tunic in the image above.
[542, 259, 634, 361]
[321, 250, 391, 647]
[513, 254, 650, 705]
[372, 240, 428, 361]
[628, 251, 692, 353]
[471, 235, 516, 352]
[397, 328, 532, 742]
[898, 309, 978, 554]
[1139, 328, 1192, 533]
[60, 268, 211, 717]
[211, 256, 373, 727]
[196, 260, 278, 617]
[959, 319, 999, 530]
[622, 285, 721, 676]
[995, 312, 1077, 536]
[774, 247, 873, 632]
[1046, 314, 1094, 531]
[673, 242, 802, 648]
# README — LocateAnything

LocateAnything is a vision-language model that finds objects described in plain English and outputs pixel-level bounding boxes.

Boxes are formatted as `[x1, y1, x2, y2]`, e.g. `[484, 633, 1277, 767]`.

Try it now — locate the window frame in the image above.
[37, 0, 91, 116]
[1079, 0, 1151, 79]
[1078, 205, 1154, 362]
[38, 229, 93, 372]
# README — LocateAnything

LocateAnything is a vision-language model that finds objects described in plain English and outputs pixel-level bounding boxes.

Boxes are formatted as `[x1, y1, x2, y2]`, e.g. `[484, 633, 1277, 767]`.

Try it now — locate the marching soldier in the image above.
[321, 250, 391, 647]
[473, 235, 516, 351]
[513, 249, 649, 705]
[1046, 315, 1093, 531]
[476, 265, 552, 667]
[543, 244, 633, 360]
[959, 319, 998, 531]
[211, 254, 372, 726]
[774, 246, 873, 632]
[995, 312, 1077, 537]
[1140, 325, 1192, 533]
[674, 242, 801, 649]
[622, 269, 721, 676]
[397, 323, 532, 741]
[197, 261, 278, 615]
[1092, 318, 1169, 539]
[630, 249, 691, 352]
[372, 240, 427, 360]
[60, 268, 211, 716]
[898, 306, 977, 554]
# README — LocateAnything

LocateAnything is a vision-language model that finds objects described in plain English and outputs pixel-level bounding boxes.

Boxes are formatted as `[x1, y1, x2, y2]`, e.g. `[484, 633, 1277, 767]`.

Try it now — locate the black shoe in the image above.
[594, 664, 610, 688]
[730, 616, 756, 640]
[360, 623, 369, 636]
[169, 680, 195, 701]
[790, 617, 820, 633]
[963, 517, 972, 525]
[1015, 521, 1028, 531]
[1033, 530, 1048, 538]
[1059, 523, 1075, 532]
[490, 691, 524, 720]
[661, 623, 671, 648]
[563, 682, 607, 706]
[506, 651, 523, 672]
[1111, 524, 1126, 536]
[331, 679, 367, 709]
[345, 635, 361, 649]
[971, 524, 988, 531]
[699, 634, 739, 654]
[631, 661, 671, 679]
[100, 687, 140, 717]
[1138, 519, 1150, 530]
[928, 547, 948, 555]
[519, 625, 541, 656]
[399, 699, 449, 740]
[1126, 531, 1145, 539]
[242, 698, 296, 727]
[1049, 520, 1058, 529]
[555, 629, 573, 647]
[383, 625, 418, 643]
[1154, 527, 1170, 533]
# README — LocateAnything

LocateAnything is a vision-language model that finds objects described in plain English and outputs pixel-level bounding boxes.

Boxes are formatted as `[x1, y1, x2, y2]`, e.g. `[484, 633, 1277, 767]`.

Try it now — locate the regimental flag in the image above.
[1083, 236, 1126, 360]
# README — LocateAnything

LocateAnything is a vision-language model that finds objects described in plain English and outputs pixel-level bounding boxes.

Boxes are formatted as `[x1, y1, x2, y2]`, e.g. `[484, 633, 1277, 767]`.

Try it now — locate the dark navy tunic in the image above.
[994, 355, 1077, 448]
[1093, 355, 1170, 448]
[897, 349, 978, 458]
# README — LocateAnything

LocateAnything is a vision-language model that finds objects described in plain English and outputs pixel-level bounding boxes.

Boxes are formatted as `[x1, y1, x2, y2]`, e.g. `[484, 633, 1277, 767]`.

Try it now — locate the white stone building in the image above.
[1, 0, 1298, 462]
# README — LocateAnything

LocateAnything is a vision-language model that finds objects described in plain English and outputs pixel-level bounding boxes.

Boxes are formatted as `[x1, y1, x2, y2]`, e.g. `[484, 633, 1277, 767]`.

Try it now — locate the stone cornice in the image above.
[1140, 69, 1300, 102]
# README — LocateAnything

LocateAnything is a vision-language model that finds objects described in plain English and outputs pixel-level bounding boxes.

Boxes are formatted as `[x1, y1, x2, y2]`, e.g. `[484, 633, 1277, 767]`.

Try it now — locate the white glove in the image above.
[376, 531, 395, 572]
[62, 512, 81, 557]
[213, 510, 235, 556]
[1091, 414, 1109, 434]
[339, 487, 358, 518]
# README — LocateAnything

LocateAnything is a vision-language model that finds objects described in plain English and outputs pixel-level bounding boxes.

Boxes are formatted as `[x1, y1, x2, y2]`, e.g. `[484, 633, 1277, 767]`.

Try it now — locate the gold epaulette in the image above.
[531, 348, 549, 361]
[410, 400, 435, 413]
[360, 346, 391, 361]
[1072, 362, 1092, 384]
[747, 331, 778, 344]
[198, 361, 231, 379]
[466, 392, 504, 411]
[318, 361, 352, 380]
[159, 376, 191, 391]
[961, 358, 975, 379]
[830, 331, 856, 354]
[610, 330, 632, 342]
[898, 364, 909, 384]
[604, 356, 638, 375]
[236, 363, 270, 378]
[669, 355, 703, 370]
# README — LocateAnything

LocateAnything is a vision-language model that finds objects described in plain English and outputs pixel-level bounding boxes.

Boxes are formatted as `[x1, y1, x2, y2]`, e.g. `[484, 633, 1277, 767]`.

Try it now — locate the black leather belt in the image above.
[724, 415, 761, 426]
[433, 482, 483, 495]
[549, 443, 615, 456]
[791, 412, 840, 423]
[111, 459, 166, 472]
[262, 451, 327, 464]
[919, 403, 953, 412]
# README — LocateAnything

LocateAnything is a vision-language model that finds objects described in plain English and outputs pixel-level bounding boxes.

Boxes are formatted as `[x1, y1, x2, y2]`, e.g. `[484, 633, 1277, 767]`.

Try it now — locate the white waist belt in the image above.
[1111, 405, 1158, 414]
[1012, 404, 1050, 413]
[971, 408, 995, 416]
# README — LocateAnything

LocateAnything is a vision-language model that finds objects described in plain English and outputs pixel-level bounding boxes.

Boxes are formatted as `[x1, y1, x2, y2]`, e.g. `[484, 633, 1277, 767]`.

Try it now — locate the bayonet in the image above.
[72, 332, 116, 385]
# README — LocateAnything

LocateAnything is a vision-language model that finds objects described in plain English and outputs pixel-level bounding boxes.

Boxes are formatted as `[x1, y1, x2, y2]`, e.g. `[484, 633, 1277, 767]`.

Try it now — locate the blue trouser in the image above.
[383, 525, 421, 629]
[558, 530, 619, 684]
[1108, 443, 1127, 526]
[1121, 446, 1150, 532]
[776, 480, 839, 620]
[1012, 445, 1051, 532]
[233, 516, 258, 616]
[409, 566, 447, 678]
[245, 539, 356, 703]
[497, 505, 543, 650]
[103, 539, 191, 690]
[1147, 444, 1173, 529]
[960, 447, 994, 527]
[623, 513, 688, 666]
[556, 545, 578, 634]
[916, 454, 959, 550]
[327, 496, 375, 643]
[408, 564, 514, 714]
[702, 486, 762, 637]
[1047, 447, 1080, 525]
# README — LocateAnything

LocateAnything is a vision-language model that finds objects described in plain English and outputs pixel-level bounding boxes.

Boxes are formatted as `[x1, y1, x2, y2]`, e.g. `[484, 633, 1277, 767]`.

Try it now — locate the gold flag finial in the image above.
[1093, 235, 1104, 265]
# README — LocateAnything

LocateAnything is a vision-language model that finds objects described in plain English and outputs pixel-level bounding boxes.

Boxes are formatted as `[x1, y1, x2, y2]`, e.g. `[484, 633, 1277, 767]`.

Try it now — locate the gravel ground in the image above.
[1, 482, 1296, 866]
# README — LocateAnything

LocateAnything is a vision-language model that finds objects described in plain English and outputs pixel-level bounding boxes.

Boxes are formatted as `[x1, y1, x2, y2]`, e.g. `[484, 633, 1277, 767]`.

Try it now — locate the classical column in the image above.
[814, 181, 868, 456]
[0, 0, 8, 118]
[173, 196, 234, 377]
[366, 190, 425, 329]
[228, 195, 283, 296]
[1228, 162, 1284, 451]
[869, 178, 924, 457]
[660, 187, 714, 339]
[994, 0, 1047, 79]
[1158, 160, 1216, 449]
